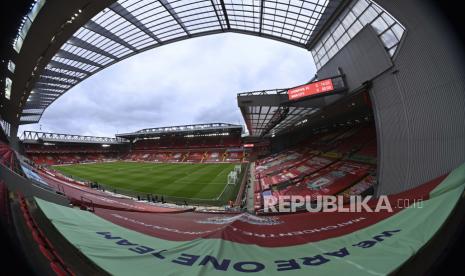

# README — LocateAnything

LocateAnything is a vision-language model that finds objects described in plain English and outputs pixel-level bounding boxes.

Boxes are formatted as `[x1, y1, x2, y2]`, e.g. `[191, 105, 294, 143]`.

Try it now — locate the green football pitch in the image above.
[52, 162, 240, 203]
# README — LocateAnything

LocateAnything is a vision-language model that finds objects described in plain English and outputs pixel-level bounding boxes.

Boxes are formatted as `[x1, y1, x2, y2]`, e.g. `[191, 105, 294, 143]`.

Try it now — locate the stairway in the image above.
[200, 151, 208, 163]
[181, 152, 189, 162]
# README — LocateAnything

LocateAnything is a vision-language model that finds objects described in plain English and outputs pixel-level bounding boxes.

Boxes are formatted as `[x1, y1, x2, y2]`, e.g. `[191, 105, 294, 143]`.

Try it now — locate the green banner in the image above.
[36, 163, 465, 276]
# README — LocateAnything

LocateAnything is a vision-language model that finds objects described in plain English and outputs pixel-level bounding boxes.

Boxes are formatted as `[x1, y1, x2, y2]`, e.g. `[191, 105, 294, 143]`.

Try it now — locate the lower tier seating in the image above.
[252, 124, 378, 211]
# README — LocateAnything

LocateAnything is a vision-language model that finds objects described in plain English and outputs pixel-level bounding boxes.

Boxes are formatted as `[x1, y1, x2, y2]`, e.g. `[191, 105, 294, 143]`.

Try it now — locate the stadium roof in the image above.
[238, 75, 346, 137]
[12, 0, 347, 124]
[241, 101, 320, 137]
[21, 130, 123, 144]
[116, 122, 242, 138]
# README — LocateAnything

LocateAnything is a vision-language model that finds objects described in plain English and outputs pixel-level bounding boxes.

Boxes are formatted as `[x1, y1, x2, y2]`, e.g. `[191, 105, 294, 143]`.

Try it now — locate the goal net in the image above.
[228, 171, 238, 185]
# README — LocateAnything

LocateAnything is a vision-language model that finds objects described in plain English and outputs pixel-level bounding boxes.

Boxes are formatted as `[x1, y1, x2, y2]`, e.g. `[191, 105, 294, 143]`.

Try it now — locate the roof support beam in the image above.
[33, 88, 65, 95]
[26, 97, 60, 103]
[84, 20, 138, 52]
[25, 101, 53, 106]
[48, 60, 91, 75]
[29, 95, 61, 100]
[55, 49, 103, 68]
[218, 0, 231, 29]
[109, 2, 163, 44]
[26, 97, 55, 102]
[23, 105, 49, 110]
[21, 130, 122, 144]
[26, 100, 57, 105]
[34, 83, 70, 90]
[67, 36, 118, 60]
[38, 77, 76, 87]
[305, 0, 346, 49]
[259, 0, 264, 34]
[31, 88, 63, 95]
[41, 69, 83, 82]
[158, 0, 191, 36]
[209, 0, 225, 31]
[261, 106, 289, 137]
[22, 110, 45, 115]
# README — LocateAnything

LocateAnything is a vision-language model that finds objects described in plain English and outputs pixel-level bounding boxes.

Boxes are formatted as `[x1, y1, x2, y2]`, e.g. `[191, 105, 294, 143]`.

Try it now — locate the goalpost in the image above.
[217, 166, 243, 201]
[228, 171, 238, 185]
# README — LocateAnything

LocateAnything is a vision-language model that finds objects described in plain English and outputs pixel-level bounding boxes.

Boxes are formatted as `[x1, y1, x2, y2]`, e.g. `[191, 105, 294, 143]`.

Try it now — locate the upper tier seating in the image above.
[125, 148, 245, 163]
[29, 152, 118, 165]
[25, 143, 120, 165]
[133, 134, 241, 150]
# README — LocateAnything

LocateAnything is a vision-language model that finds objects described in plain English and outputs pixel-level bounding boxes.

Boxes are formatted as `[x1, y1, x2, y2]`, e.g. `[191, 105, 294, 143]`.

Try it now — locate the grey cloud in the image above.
[19, 34, 315, 137]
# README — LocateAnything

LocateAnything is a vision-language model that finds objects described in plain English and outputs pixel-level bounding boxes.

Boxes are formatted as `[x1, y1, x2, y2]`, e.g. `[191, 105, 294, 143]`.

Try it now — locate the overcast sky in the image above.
[19, 33, 316, 137]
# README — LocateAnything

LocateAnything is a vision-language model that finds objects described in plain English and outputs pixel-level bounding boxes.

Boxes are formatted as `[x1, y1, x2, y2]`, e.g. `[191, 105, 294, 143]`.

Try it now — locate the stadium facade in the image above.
[1, 0, 465, 275]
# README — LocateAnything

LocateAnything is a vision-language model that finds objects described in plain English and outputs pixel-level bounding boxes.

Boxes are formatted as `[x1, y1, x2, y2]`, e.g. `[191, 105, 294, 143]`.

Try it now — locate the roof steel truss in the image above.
[22, 0, 339, 123]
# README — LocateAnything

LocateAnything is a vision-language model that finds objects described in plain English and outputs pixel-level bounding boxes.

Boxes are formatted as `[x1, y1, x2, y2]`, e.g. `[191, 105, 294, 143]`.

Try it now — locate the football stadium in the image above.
[1, 0, 465, 275]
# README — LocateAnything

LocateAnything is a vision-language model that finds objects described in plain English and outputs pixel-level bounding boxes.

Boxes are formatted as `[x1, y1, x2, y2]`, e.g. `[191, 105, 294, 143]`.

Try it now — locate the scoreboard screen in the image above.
[287, 79, 334, 101]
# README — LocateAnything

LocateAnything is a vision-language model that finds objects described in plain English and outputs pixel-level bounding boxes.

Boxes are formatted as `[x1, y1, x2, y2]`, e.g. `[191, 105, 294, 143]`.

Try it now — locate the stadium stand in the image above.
[224, 149, 246, 162]
[119, 124, 246, 164]
[348, 139, 377, 164]
[24, 124, 246, 166]
[184, 150, 205, 162]
[276, 160, 372, 198]
[133, 135, 241, 150]
[252, 124, 377, 211]
[124, 148, 243, 164]
[204, 151, 223, 162]
[339, 174, 376, 202]
[24, 143, 120, 165]
[4, 98, 465, 276]
[18, 120, 378, 223]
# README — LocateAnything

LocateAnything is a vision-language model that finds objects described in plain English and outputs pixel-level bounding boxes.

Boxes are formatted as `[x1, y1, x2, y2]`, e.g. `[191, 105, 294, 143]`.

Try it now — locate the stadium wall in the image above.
[317, 0, 465, 195]
[0, 163, 69, 206]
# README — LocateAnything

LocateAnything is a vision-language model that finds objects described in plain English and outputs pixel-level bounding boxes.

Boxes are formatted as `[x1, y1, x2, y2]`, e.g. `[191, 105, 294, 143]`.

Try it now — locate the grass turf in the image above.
[52, 162, 237, 200]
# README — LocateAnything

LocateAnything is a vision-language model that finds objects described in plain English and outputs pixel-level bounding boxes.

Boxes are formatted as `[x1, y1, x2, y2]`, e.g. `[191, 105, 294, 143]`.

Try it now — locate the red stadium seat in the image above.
[39, 245, 56, 262]
[50, 262, 68, 276]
